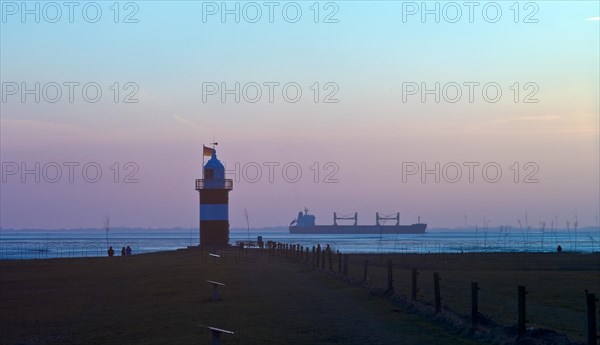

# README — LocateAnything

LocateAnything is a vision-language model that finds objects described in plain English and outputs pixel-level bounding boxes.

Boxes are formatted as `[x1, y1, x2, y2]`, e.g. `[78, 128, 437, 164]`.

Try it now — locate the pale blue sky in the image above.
[1, 1, 599, 228]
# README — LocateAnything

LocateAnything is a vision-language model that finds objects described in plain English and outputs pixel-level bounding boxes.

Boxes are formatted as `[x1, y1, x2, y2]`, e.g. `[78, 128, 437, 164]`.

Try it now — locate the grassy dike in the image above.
[1, 248, 486, 345]
[1, 248, 598, 344]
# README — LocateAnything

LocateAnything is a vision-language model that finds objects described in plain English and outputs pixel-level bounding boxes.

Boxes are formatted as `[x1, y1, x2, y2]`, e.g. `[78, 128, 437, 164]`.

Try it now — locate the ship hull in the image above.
[288, 224, 427, 234]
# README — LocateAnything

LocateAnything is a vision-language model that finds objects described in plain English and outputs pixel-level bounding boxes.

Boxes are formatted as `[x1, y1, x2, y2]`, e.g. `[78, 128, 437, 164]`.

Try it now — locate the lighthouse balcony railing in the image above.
[195, 179, 233, 190]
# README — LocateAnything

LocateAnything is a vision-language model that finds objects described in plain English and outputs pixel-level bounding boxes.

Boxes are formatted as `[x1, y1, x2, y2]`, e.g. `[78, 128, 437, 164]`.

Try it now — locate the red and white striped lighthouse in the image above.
[195, 147, 233, 246]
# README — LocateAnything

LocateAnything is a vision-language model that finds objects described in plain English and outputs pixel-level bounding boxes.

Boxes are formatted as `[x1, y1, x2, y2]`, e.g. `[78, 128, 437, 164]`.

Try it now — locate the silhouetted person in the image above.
[107, 246, 114, 257]
[121, 247, 126, 256]
[126, 246, 132, 256]
[557, 244, 562, 253]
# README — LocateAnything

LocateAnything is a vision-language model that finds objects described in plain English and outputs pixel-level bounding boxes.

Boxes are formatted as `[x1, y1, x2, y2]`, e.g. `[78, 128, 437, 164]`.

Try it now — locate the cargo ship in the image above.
[289, 208, 427, 234]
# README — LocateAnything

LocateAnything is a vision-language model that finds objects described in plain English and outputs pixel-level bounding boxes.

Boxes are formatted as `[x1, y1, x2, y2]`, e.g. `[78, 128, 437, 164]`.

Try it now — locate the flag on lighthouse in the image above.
[203, 145, 214, 156]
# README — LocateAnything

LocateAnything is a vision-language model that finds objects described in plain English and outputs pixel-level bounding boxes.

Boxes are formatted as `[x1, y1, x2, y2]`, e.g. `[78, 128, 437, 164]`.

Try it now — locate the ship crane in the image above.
[376, 212, 401, 226]
[333, 212, 358, 226]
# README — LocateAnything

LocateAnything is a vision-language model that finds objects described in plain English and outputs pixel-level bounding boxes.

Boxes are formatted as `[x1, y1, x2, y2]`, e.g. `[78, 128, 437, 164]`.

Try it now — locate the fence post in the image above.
[471, 282, 479, 326]
[386, 260, 394, 294]
[411, 268, 418, 301]
[316, 246, 320, 267]
[343, 254, 348, 276]
[518, 285, 527, 337]
[362, 260, 369, 284]
[337, 252, 342, 274]
[586, 291, 597, 345]
[434, 272, 441, 313]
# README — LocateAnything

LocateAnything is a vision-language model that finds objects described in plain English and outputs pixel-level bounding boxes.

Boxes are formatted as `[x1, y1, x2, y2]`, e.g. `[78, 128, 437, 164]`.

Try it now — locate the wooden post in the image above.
[206, 280, 225, 302]
[201, 326, 234, 345]
[209, 253, 221, 265]
[586, 292, 597, 345]
[471, 282, 479, 326]
[337, 252, 342, 273]
[316, 246, 320, 267]
[434, 272, 441, 313]
[386, 260, 394, 294]
[518, 285, 527, 337]
[343, 254, 348, 276]
[411, 269, 418, 301]
[362, 260, 369, 284]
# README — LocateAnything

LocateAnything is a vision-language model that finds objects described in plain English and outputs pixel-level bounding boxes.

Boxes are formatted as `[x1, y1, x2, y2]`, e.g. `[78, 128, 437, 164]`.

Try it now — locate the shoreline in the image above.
[3, 229, 599, 260]
[1, 245, 599, 261]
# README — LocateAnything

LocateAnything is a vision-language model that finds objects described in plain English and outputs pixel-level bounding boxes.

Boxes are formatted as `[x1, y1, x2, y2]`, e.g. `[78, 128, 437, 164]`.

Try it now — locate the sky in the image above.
[1, 1, 599, 229]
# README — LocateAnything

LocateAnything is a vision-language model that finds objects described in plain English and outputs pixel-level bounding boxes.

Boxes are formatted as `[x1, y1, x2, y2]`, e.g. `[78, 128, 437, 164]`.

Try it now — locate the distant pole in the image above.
[362, 260, 369, 284]
[518, 286, 527, 337]
[586, 292, 597, 345]
[103, 216, 110, 249]
[434, 272, 441, 313]
[471, 282, 479, 326]
[411, 269, 418, 301]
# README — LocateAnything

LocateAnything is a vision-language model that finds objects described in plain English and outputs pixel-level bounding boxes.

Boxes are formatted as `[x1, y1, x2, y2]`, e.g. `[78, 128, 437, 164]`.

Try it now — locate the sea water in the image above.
[1, 227, 599, 260]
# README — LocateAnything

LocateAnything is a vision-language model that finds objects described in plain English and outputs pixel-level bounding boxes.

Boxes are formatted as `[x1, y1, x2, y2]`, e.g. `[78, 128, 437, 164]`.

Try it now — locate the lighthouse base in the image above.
[200, 220, 230, 247]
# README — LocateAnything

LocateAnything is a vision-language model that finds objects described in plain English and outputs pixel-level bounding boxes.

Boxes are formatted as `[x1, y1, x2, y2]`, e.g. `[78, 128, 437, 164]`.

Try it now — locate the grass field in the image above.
[340, 251, 600, 343]
[1, 248, 598, 344]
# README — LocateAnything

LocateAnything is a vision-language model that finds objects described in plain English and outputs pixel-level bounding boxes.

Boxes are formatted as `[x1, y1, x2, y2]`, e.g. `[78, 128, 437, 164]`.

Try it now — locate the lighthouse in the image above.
[195, 147, 233, 246]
